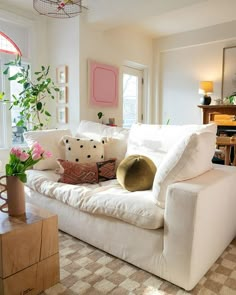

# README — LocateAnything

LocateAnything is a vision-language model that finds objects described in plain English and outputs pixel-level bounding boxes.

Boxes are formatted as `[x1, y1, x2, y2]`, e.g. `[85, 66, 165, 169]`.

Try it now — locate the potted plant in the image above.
[0, 142, 51, 216]
[1, 55, 59, 131]
[228, 92, 236, 104]
[97, 111, 104, 123]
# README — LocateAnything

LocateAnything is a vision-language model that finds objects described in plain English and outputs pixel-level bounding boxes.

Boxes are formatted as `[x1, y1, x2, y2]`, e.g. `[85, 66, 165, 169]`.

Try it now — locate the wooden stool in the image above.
[0, 203, 59, 294]
[216, 136, 236, 166]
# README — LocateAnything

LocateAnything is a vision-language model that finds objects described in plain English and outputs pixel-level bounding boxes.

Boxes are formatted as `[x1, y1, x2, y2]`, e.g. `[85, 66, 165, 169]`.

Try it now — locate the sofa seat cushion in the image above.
[78, 186, 164, 230]
[26, 169, 163, 230]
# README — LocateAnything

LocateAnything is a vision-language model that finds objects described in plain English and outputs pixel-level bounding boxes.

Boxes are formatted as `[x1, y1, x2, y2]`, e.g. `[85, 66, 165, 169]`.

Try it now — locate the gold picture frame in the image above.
[57, 86, 68, 104]
[57, 107, 68, 124]
[56, 65, 68, 84]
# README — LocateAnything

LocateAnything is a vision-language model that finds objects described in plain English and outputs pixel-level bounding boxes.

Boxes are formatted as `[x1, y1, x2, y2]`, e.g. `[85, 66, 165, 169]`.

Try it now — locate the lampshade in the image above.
[33, 0, 87, 18]
[199, 81, 213, 94]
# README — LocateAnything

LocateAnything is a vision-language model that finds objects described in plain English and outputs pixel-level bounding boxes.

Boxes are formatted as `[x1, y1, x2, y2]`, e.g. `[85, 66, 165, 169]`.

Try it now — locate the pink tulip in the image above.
[32, 152, 42, 161]
[32, 142, 44, 155]
[19, 152, 29, 162]
[10, 147, 22, 158]
[43, 151, 52, 159]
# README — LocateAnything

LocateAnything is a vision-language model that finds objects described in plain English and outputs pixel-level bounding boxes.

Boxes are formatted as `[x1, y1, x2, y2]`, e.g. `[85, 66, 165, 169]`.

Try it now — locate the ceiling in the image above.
[1, 0, 236, 38]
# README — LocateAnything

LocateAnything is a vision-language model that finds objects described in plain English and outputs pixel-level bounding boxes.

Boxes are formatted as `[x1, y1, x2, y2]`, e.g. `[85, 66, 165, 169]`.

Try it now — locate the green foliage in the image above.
[6, 154, 28, 183]
[2, 55, 59, 131]
[97, 112, 104, 120]
[0, 92, 5, 100]
[228, 92, 236, 104]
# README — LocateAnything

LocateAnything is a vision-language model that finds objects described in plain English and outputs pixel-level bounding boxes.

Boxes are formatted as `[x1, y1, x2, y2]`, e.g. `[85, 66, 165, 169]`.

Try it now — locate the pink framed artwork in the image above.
[89, 60, 119, 107]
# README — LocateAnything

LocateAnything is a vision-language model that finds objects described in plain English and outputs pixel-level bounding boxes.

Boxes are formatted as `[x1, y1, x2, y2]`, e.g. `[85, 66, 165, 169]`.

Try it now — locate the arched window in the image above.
[0, 32, 22, 56]
[0, 32, 24, 148]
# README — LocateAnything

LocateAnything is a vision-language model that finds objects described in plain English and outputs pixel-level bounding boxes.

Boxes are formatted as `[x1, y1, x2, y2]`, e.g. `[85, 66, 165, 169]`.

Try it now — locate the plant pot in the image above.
[0, 175, 25, 216]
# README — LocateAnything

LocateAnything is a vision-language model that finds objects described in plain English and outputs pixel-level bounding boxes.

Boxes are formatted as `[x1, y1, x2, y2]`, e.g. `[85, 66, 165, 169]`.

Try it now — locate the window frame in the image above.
[0, 31, 22, 56]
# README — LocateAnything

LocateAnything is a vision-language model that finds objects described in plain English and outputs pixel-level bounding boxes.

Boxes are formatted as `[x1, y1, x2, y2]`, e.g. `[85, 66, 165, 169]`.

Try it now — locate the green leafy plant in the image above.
[2, 55, 59, 131]
[228, 92, 236, 104]
[97, 111, 104, 120]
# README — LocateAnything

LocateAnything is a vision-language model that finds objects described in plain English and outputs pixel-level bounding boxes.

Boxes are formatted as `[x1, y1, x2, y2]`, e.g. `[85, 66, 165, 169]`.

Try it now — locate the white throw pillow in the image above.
[153, 131, 216, 208]
[24, 129, 72, 170]
[60, 135, 105, 163]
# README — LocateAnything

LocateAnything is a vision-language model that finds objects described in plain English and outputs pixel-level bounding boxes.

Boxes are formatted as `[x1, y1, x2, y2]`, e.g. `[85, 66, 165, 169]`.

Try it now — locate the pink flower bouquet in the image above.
[6, 142, 52, 183]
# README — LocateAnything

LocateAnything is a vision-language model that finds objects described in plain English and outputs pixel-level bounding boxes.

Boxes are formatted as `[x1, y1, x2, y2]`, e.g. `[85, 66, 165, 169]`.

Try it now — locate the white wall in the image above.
[47, 17, 80, 132]
[79, 15, 153, 126]
[0, 10, 49, 171]
[154, 20, 236, 124]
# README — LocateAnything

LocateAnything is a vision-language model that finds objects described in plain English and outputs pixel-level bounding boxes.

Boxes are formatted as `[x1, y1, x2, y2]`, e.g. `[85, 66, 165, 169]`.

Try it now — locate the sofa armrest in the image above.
[162, 164, 236, 290]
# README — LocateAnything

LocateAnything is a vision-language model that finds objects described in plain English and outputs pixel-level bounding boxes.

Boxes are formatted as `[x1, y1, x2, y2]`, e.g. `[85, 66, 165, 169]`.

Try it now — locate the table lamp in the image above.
[199, 81, 213, 105]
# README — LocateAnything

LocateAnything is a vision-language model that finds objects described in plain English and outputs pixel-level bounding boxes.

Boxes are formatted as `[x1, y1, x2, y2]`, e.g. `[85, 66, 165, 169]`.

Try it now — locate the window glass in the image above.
[0, 32, 22, 55]
[0, 32, 23, 148]
[123, 74, 138, 128]
[122, 67, 143, 128]
[9, 66, 26, 145]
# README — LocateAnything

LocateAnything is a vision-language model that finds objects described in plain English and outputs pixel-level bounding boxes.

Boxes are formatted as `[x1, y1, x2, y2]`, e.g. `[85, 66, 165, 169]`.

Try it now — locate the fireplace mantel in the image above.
[198, 105, 236, 125]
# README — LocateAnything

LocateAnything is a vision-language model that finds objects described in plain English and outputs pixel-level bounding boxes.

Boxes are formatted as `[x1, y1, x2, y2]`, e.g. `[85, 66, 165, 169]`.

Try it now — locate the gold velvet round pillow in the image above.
[117, 155, 157, 192]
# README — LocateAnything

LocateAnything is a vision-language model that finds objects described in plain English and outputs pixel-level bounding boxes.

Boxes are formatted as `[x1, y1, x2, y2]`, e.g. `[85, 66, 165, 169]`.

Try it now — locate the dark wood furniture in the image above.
[198, 105, 236, 165]
[198, 105, 236, 125]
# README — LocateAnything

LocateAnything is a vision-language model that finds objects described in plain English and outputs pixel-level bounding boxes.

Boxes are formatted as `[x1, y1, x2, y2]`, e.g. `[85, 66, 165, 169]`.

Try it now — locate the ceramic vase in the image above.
[0, 175, 25, 216]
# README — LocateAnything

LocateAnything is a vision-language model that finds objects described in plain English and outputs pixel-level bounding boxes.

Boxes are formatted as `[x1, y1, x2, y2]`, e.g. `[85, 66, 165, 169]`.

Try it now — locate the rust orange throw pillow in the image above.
[57, 159, 116, 185]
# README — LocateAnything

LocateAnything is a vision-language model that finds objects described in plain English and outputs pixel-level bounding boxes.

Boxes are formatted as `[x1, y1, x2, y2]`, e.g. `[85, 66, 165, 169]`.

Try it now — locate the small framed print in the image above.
[57, 86, 68, 103]
[56, 65, 68, 84]
[57, 107, 68, 124]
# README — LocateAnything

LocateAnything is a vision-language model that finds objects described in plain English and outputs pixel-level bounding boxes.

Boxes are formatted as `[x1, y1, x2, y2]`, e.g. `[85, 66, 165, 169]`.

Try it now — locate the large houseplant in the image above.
[1, 55, 59, 131]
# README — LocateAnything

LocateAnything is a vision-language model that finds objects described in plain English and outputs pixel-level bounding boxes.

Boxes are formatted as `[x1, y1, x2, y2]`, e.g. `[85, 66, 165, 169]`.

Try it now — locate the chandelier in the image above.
[33, 0, 87, 18]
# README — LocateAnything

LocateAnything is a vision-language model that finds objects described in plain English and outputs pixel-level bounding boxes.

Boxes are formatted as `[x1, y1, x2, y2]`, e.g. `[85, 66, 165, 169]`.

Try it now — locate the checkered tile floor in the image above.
[42, 232, 236, 294]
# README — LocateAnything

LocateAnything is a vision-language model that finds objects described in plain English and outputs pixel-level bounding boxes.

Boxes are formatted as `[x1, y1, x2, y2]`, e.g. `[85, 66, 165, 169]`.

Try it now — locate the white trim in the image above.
[0, 8, 35, 27]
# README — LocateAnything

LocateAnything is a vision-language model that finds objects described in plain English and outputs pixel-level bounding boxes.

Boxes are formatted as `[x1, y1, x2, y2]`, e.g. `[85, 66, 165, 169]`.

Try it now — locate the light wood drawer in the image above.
[0, 264, 38, 295]
[0, 222, 42, 278]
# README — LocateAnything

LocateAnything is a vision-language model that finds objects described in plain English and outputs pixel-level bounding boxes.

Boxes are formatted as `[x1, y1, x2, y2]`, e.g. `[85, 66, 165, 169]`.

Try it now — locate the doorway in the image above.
[122, 66, 143, 128]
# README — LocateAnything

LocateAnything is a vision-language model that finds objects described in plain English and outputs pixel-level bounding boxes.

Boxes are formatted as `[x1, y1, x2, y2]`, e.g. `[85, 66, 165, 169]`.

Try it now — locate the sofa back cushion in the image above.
[76, 120, 129, 141]
[24, 129, 72, 170]
[76, 120, 130, 167]
[153, 131, 216, 208]
[126, 123, 216, 167]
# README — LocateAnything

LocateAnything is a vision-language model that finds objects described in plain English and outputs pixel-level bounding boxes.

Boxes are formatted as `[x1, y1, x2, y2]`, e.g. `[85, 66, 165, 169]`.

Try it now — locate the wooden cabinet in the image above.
[0, 203, 59, 295]
[198, 104, 236, 125]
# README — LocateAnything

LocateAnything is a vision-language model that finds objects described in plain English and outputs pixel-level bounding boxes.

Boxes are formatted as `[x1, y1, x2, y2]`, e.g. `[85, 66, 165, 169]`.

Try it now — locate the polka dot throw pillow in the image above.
[61, 135, 104, 163]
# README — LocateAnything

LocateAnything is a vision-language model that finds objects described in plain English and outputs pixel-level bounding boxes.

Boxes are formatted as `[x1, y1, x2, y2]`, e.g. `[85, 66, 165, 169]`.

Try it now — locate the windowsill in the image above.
[0, 148, 10, 151]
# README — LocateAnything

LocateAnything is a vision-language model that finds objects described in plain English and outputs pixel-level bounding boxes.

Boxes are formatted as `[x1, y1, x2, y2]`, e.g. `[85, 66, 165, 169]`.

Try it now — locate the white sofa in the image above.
[24, 120, 236, 291]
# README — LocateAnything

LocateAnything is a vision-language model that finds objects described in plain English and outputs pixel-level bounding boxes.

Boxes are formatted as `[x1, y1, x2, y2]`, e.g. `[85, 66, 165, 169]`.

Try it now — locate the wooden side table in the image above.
[0, 203, 60, 295]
